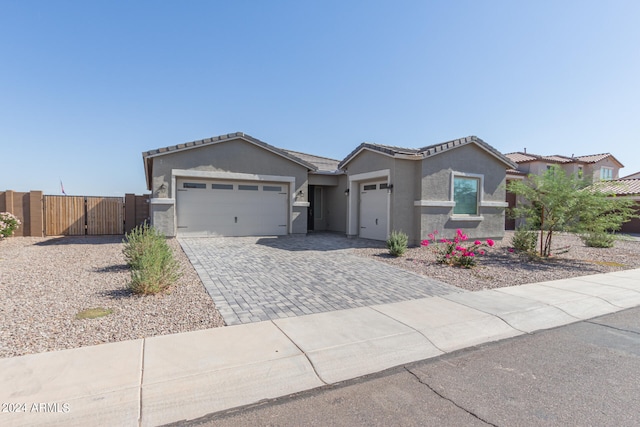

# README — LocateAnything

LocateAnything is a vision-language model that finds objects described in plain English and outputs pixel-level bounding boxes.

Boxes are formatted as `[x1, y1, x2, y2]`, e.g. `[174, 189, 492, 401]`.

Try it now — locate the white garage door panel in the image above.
[359, 181, 388, 241]
[176, 179, 288, 237]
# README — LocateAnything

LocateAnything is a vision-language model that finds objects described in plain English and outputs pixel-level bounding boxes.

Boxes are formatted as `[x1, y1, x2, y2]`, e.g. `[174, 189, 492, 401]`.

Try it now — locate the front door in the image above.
[307, 185, 315, 231]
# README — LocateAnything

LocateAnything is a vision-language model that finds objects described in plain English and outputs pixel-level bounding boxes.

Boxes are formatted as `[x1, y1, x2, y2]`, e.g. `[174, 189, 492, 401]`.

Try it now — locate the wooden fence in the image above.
[0, 190, 149, 236]
[44, 196, 126, 236]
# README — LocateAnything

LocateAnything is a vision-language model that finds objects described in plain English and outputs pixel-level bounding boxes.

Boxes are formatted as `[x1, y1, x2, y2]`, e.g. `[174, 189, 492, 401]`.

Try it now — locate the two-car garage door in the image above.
[176, 178, 288, 237]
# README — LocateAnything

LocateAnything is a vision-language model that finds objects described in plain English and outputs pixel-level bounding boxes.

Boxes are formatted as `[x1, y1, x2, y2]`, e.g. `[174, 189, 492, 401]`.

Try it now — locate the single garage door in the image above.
[359, 181, 389, 241]
[176, 179, 289, 237]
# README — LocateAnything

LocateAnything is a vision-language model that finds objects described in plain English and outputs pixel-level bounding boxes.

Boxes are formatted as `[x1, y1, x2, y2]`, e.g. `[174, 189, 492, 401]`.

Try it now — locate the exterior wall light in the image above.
[344, 188, 350, 196]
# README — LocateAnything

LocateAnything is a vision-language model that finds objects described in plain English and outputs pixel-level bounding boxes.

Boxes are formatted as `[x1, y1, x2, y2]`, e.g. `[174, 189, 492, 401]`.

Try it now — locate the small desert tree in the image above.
[507, 165, 636, 256]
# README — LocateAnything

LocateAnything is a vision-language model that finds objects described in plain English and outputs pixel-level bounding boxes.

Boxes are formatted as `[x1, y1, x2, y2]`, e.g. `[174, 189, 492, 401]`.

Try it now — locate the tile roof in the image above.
[506, 151, 623, 167]
[543, 155, 574, 163]
[505, 152, 574, 164]
[504, 152, 538, 163]
[142, 132, 318, 170]
[575, 153, 613, 163]
[621, 171, 640, 180]
[339, 136, 516, 169]
[506, 168, 527, 176]
[592, 179, 640, 196]
[142, 132, 321, 190]
[282, 150, 342, 173]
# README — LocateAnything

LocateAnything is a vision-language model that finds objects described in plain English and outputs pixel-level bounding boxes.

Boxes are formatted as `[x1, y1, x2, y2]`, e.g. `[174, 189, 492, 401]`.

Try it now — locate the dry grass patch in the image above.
[75, 307, 113, 320]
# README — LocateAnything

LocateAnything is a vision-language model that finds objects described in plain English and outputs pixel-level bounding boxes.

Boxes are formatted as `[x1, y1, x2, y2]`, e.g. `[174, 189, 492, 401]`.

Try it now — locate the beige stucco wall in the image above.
[525, 161, 551, 177]
[308, 174, 340, 186]
[324, 174, 348, 233]
[522, 158, 621, 182]
[390, 158, 420, 240]
[585, 158, 621, 181]
[342, 150, 420, 242]
[419, 143, 508, 241]
[150, 203, 175, 236]
[149, 138, 310, 236]
[343, 150, 396, 177]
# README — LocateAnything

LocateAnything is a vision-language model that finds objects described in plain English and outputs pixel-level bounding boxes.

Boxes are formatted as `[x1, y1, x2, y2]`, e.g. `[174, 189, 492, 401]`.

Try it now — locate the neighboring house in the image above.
[503, 151, 624, 230]
[142, 132, 516, 243]
[505, 151, 624, 182]
[622, 171, 640, 180]
[591, 178, 640, 234]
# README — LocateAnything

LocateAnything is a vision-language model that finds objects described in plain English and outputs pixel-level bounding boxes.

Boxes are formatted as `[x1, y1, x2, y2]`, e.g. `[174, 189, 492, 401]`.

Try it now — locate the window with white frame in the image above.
[453, 176, 480, 215]
[600, 167, 613, 180]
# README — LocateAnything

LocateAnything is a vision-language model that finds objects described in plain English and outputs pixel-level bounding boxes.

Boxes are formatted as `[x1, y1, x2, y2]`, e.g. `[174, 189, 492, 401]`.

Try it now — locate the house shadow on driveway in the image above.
[255, 232, 386, 252]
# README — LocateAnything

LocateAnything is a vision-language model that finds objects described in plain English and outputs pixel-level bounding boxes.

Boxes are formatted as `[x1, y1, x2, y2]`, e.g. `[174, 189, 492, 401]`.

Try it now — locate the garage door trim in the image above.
[346, 169, 391, 239]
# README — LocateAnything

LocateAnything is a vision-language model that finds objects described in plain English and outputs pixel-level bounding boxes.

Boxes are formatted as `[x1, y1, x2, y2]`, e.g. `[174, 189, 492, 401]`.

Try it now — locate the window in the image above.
[363, 184, 377, 191]
[183, 182, 206, 189]
[546, 164, 559, 176]
[578, 166, 583, 178]
[263, 185, 282, 192]
[380, 183, 389, 189]
[600, 167, 613, 180]
[212, 183, 233, 190]
[453, 176, 479, 215]
[314, 187, 322, 220]
[238, 184, 259, 191]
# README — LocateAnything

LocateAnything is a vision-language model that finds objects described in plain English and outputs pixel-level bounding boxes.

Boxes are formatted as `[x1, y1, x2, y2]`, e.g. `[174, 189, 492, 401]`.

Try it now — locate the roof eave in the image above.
[309, 170, 346, 176]
[143, 155, 153, 191]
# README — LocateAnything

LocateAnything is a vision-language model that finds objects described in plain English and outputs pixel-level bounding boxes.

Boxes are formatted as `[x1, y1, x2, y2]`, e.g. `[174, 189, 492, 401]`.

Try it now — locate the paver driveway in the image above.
[179, 233, 462, 325]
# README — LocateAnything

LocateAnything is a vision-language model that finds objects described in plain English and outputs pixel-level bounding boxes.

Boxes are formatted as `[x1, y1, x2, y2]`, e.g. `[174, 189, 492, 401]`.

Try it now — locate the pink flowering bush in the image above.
[0, 212, 21, 239]
[421, 229, 494, 268]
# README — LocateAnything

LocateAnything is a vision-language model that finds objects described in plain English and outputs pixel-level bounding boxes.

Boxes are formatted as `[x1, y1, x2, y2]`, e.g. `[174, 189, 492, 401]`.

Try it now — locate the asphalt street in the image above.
[184, 306, 640, 427]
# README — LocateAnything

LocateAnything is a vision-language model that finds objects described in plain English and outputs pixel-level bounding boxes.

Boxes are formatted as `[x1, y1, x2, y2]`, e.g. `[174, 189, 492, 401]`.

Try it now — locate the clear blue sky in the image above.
[2, 0, 639, 196]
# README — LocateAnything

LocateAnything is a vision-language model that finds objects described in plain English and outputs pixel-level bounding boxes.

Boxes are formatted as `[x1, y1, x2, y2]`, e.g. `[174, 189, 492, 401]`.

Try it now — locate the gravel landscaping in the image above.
[0, 236, 223, 359]
[1, 231, 638, 359]
[351, 231, 640, 291]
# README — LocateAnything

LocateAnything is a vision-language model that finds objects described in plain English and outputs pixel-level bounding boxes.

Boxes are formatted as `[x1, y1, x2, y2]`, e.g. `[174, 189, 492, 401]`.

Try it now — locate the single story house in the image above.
[142, 132, 516, 243]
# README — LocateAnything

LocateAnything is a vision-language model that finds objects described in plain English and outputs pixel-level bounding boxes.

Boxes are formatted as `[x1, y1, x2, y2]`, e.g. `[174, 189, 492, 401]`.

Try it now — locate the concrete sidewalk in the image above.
[1, 269, 639, 427]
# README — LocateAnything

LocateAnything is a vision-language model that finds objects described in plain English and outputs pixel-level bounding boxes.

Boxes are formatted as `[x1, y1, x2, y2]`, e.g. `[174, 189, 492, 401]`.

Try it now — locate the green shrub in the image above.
[387, 230, 409, 257]
[511, 226, 538, 253]
[581, 232, 616, 248]
[123, 223, 180, 294]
